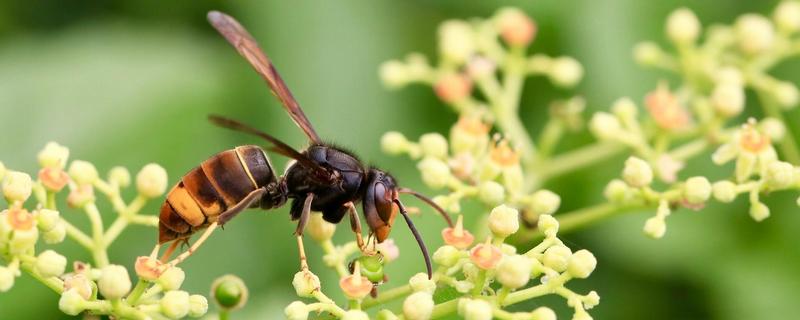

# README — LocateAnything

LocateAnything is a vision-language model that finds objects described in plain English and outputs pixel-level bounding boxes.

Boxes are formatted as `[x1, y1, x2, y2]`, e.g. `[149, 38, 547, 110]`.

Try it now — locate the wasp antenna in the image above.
[394, 199, 433, 279]
[398, 188, 454, 228]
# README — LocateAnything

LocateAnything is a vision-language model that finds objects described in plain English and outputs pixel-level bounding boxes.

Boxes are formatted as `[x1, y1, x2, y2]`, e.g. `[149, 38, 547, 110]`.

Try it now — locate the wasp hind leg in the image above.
[294, 193, 315, 271]
[165, 187, 265, 267]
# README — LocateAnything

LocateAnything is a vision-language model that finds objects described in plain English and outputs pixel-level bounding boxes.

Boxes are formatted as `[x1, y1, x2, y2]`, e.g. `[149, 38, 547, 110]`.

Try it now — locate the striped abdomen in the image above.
[158, 145, 276, 243]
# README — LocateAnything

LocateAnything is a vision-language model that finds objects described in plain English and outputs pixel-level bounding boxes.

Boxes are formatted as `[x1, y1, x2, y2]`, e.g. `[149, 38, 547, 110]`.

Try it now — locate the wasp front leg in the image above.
[345, 202, 377, 256]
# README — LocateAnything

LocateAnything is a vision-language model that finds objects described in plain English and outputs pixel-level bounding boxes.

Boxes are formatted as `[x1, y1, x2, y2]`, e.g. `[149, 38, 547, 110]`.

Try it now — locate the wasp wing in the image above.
[208, 10, 322, 144]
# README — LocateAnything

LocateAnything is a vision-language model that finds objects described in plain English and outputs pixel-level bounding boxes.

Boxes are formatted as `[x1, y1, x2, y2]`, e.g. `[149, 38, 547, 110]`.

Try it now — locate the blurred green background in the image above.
[1, 0, 799, 319]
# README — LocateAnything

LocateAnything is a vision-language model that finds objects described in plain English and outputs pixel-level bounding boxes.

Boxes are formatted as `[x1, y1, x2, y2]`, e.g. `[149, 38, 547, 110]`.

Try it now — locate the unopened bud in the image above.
[38, 142, 70, 169]
[97, 265, 132, 300]
[161, 290, 190, 319]
[68, 161, 99, 186]
[666, 8, 701, 44]
[488, 204, 519, 238]
[136, 163, 168, 198]
[735, 14, 775, 54]
[623, 157, 653, 188]
[3, 171, 33, 203]
[212, 274, 249, 310]
[403, 291, 434, 320]
[684, 176, 712, 205]
[35, 250, 67, 278]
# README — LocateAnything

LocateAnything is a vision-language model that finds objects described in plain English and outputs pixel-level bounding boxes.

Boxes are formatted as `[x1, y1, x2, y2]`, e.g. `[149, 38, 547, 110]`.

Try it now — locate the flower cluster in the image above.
[0, 142, 208, 319]
[286, 205, 599, 320]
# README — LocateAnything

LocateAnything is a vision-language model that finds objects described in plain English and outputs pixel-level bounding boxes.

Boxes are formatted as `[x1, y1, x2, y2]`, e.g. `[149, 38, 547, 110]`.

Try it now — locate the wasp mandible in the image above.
[152, 11, 453, 278]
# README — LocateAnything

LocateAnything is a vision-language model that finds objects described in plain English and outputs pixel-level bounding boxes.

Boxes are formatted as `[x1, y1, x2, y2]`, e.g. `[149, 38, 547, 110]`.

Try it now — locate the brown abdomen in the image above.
[158, 145, 275, 243]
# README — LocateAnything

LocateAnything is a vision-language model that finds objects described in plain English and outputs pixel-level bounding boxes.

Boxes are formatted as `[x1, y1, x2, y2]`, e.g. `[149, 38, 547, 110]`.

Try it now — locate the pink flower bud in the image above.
[339, 263, 373, 300]
[442, 215, 474, 249]
[135, 256, 167, 281]
[39, 167, 70, 192]
[469, 239, 503, 270]
[434, 74, 472, 103]
[645, 83, 691, 130]
[7, 207, 35, 231]
[495, 8, 537, 46]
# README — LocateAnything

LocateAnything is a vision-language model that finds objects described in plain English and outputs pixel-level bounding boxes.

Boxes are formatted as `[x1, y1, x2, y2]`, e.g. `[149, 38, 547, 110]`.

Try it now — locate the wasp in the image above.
[153, 11, 453, 278]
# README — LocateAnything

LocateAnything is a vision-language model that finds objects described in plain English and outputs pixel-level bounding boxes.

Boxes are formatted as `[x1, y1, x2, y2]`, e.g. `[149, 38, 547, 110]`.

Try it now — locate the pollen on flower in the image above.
[489, 139, 520, 167]
[39, 167, 70, 192]
[738, 120, 772, 153]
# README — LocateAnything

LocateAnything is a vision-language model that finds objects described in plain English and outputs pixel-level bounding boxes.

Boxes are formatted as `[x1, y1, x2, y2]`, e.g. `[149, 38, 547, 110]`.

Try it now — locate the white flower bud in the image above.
[585, 290, 601, 308]
[307, 213, 336, 242]
[458, 298, 492, 320]
[531, 307, 557, 320]
[36, 209, 60, 232]
[377, 309, 399, 320]
[773, 81, 799, 109]
[68, 160, 99, 185]
[633, 42, 663, 66]
[497, 255, 532, 289]
[35, 250, 67, 278]
[0, 266, 16, 292]
[161, 290, 190, 319]
[3, 171, 33, 203]
[158, 267, 186, 291]
[381, 131, 410, 155]
[467, 56, 496, 79]
[342, 310, 370, 320]
[98, 265, 132, 300]
[604, 179, 632, 203]
[43, 222, 67, 244]
[403, 291, 434, 320]
[711, 82, 744, 117]
[417, 157, 451, 189]
[433, 245, 462, 267]
[478, 181, 505, 206]
[549, 57, 583, 88]
[589, 112, 622, 140]
[136, 163, 168, 198]
[108, 166, 131, 188]
[38, 142, 70, 169]
[189, 294, 209, 318]
[735, 14, 775, 54]
[715, 67, 744, 86]
[760, 117, 786, 142]
[611, 97, 638, 120]
[542, 245, 572, 272]
[292, 270, 320, 298]
[379, 60, 410, 88]
[643, 216, 666, 239]
[567, 249, 597, 279]
[666, 8, 701, 44]
[9, 228, 38, 255]
[684, 176, 711, 205]
[622, 157, 653, 188]
[537, 214, 559, 238]
[285, 301, 309, 320]
[529, 190, 561, 215]
[488, 204, 519, 238]
[438, 20, 475, 64]
[419, 133, 449, 159]
[58, 289, 87, 316]
[712, 181, 738, 203]
[750, 202, 770, 221]
[712, 143, 737, 165]
[409, 272, 436, 294]
[765, 161, 795, 189]
[774, 1, 800, 33]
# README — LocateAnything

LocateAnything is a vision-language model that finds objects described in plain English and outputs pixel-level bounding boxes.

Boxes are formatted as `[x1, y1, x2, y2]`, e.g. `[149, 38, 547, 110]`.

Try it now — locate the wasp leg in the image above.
[159, 240, 181, 263]
[345, 202, 374, 255]
[166, 188, 266, 267]
[295, 193, 314, 270]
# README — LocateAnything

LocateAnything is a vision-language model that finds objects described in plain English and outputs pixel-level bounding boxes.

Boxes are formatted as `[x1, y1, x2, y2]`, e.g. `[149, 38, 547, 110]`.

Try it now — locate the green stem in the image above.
[62, 219, 95, 250]
[431, 298, 459, 319]
[103, 217, 129, 247]
[531, 141, 627, 185]
[668, 137, 710, 161]
[219, 310, 230, 320]
[755, 89, 800, 164]
[515, 202, 645, 243]
[362, 284, 412, 309]
[84, 203, 109, 267]
[21, 264, 63, 294]
[471, 270, 486, 296]
[127, 279, 149, 306]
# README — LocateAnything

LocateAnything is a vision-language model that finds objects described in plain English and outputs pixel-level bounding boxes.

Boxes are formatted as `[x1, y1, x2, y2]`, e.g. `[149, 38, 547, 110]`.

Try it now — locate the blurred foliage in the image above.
[0, 0, 798, 319]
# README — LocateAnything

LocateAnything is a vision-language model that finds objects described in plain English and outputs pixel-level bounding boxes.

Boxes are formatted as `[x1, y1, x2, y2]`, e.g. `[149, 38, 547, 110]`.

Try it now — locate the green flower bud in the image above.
[3, 171, 33, 203]
[567, 250, 597, 279]
[38, 142, 70, 169]
[750, 202, 770, 222]
[342, 310, 370, 320]
[773, 81, 799, 110]
[537, 214, 559, 238]
[307, 212, 336, 243]
[161, 290, 190, 319]
[589, 112, 621, 141]
[542, 245, 572, 272]
[711, 82, 745, 117]
[643, 216, 666, 239]
[531, 306, 557, 320]
[0, 266, 17, 292]
[666, 8, 700, 44]
[529, 190, 561, 215]
[765, 161, 795, 189]
[42, 222, 67, 244]
[97, 265, 131, 300]
[409, 272, 435, 294]
[403, 291, 434, 320]
[684, 176, 711, 205]
[604, 179, 632, 203]
[585, 290, 601, 308]
[68, 160, 99, 185]
[623, 157, 653, 188]
[478, 181, 505, 206]
[433, 245, 462, 267]
[213, 274, 249, 310]
[736, 14, 775, 55]
[9, 227, 38, 255]
[188, 294, 208, 318]
[379, 61, 411, 89]
[108, 166, 131, 188]
[35, 209, 60, 232]
[548, 57, 583, 88]
[58, 289, 87, 316]
[488, 204, 519, 238]
[158, 267, 186, 291]
[376, 309, 399, 320]
[419, 133, 449, 159]
[611, 97, 638, 120]
[381, 131, 410, 155]
[458, 298, 492, 320]
[497, 255, 532, 289]
[35, 250, 67, 278]
[417, 157, 451, 189]
[633, 42, 663, 66]
[136, 163, 168, 198]
[712, 181, 738, 203]
[775, 1, 800, 33]
[285, 301, 309, 320]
